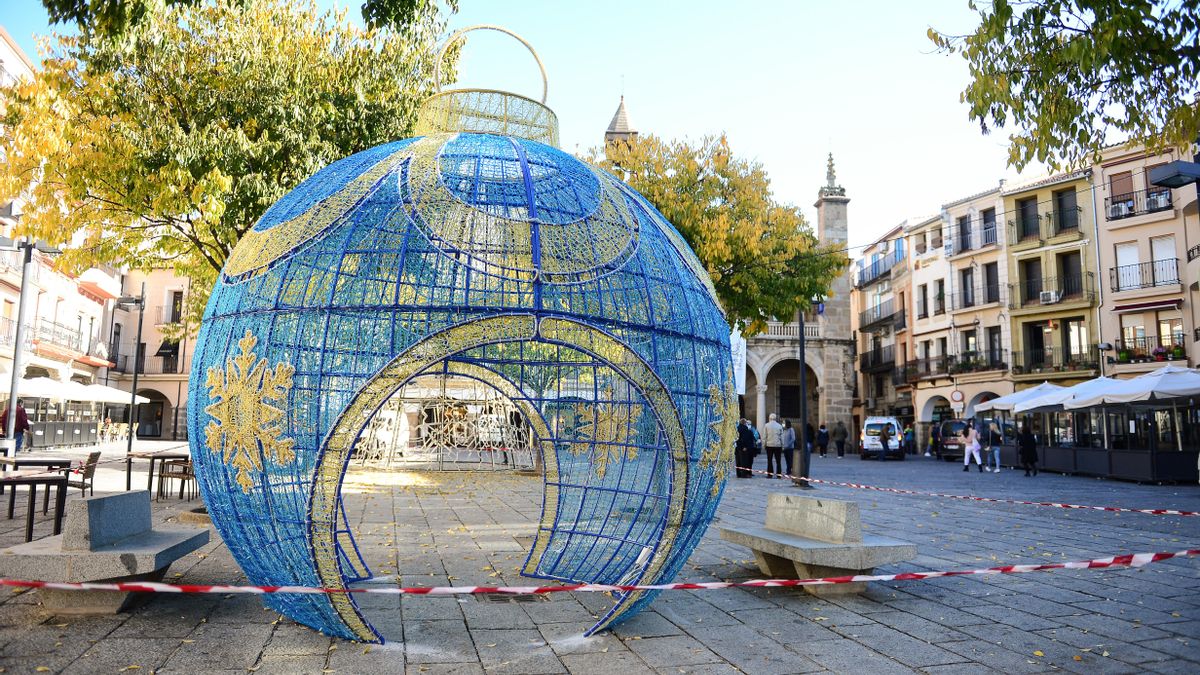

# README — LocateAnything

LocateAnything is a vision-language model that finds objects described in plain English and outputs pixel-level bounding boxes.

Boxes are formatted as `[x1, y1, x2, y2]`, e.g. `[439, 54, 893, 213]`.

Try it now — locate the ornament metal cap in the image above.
[415, 24, 559, 146]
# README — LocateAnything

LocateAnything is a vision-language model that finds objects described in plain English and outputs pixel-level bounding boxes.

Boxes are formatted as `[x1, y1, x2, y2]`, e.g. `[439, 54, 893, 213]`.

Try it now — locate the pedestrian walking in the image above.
[1019, 424, 1039, 477]
[928, 422, 941, 458]
[805, 422, 815, 455]
[0, 401, 30, 453]
[962, 420, 983, 472]
[782, 419, 796, 476]
[903, 423, 915, 455]
[735, 419, 756, 478]
[832, 420, 848, 458]
[763, 413, 784, 478]
[986, 421, 1003, 473]
[816, 423, 830, 458]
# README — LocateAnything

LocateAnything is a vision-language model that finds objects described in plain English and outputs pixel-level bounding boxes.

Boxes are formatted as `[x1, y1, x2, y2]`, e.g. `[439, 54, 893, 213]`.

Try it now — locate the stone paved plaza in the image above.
[0, 446, 1198, 673]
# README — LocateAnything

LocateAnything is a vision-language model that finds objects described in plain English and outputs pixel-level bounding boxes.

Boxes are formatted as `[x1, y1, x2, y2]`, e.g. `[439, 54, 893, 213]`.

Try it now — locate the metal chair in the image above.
[157, 459, 196, 501]
[65, 451, 102, 497]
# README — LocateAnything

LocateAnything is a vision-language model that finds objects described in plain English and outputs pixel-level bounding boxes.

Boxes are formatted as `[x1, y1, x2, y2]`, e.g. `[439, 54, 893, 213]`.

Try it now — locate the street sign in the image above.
[951, 402, 964, 413]
[950, 389, 965, 403]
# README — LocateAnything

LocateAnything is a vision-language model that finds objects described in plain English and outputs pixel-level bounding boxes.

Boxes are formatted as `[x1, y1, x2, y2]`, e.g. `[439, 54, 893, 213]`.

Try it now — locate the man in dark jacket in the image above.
[1, 402, 31, 453]
[735, 419, 756, 478]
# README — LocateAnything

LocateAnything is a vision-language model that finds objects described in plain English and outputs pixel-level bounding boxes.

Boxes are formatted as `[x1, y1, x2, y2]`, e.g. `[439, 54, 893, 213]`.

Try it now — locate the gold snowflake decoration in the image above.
[699, 377, 737, 495]
[204, 330, 297, 493]
[570, 389, 642, 479]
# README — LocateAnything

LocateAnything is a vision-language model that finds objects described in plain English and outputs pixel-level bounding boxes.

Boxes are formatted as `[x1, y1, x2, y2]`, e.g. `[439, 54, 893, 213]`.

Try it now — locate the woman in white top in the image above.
[961, 420, 984, 472]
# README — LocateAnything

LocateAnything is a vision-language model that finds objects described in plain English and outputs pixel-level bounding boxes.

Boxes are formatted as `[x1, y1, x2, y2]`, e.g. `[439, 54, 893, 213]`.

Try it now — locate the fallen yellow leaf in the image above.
[1033, 650, 1044, 657]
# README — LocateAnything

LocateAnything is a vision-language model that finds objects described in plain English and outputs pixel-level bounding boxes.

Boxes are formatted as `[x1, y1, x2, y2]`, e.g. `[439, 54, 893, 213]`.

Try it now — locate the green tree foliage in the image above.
[1, 0, 452, 334]
[593, 135, 848, 337]
[931, 0, 1200, 169]
[41, 0, 455, 35]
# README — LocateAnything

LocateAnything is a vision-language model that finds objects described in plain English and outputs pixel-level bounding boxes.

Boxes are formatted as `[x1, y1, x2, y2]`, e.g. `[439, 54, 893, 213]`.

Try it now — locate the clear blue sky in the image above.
[3, 0, 1040, 253]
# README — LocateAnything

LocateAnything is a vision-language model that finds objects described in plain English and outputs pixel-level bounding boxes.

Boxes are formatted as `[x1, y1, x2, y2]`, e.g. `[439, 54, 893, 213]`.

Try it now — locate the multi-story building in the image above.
[105, 269, 193, 440]
[905, 214, 955, 426]
[1002, 169, 1101, 387]
[850, 224, 905, 423]
[937, 187, 1013, 415]
[1091, 143, 1196, 376]
[0, 26, 120, 416]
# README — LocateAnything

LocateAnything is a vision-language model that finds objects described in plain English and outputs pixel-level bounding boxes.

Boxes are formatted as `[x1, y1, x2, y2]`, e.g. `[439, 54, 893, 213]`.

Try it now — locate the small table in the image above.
[1, 470, 68, 542]
[0, 456, 73, 496]
[126, 450, 190, 493]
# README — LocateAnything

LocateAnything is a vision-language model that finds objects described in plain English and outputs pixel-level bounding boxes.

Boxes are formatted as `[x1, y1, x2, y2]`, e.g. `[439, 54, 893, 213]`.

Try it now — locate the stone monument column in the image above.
[755, 384, 769, 431]
[816, 154, 854, 430]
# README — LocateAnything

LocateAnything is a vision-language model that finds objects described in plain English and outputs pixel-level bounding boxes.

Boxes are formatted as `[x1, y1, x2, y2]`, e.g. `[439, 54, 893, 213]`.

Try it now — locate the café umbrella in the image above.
[1065, 365, 1200, 454]
[974, 381, 1065, 412]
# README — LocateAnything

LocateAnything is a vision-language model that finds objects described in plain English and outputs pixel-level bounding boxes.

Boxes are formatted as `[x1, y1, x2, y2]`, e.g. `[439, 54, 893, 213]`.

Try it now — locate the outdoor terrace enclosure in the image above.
[187, 130, 736, 642]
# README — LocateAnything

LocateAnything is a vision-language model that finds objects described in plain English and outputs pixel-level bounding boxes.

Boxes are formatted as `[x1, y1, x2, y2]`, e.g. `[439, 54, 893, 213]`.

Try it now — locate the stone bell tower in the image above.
[815, 154, 854, 428]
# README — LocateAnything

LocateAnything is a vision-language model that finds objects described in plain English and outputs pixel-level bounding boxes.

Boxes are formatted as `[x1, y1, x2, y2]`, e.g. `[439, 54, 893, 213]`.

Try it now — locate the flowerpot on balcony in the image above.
[1117, 349, 1131, 363]
[1171, 346, 1186, 359]
[1012, 365, 1024, 375]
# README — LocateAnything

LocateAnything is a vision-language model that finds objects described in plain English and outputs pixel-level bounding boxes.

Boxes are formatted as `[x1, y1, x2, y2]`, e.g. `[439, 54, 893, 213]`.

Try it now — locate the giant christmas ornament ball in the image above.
[188, 112, 735, 642]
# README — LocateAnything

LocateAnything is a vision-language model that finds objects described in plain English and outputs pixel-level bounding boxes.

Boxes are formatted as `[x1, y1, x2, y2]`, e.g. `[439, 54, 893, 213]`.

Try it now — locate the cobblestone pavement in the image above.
[0, 447, 1198, 673]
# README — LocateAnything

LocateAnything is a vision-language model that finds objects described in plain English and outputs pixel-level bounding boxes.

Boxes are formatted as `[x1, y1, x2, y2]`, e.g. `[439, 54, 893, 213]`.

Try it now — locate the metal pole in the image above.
[4, 243, 34, 457]
[793, 309, 813, 489]
[124, 282, 145, 490]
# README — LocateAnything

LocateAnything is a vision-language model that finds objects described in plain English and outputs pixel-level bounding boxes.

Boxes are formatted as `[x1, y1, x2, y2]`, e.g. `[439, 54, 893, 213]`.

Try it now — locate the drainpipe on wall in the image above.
[1090, 179, 1106, 374]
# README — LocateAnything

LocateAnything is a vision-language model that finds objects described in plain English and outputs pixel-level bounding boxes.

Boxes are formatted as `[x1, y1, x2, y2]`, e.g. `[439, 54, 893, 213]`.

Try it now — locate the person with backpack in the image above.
[831, 420, 848, 458]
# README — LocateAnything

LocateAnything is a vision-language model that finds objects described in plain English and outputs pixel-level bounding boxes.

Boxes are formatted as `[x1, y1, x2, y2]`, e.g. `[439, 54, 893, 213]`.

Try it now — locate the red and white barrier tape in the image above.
[1, 550, 1196, 597]
[744, 466, 1200, 516]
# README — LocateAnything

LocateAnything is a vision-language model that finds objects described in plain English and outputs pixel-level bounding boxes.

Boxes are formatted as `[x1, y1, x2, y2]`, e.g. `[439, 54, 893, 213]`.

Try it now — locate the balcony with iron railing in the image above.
[1011, 346, 1099, 376]
[30, 319, 85, 353]
[947, 349, 1009, 374]
[855, 250, 904, 288]
[949, 284, 1003, 312]
[1114, 333, 1187, 363]
[908, 356, 950, 381]
[858, 299, 898, 330]
[892, 363, 915, 386]
[1105, 187, 1173, 221]
[859, 344, 895, 372]
[948, 218, 1000, 256]
[1009, 273, 1095, 309]
[893, 308, 906, 332]
[1110, 258, 1180, 292]
[1008, 214, 1042, 245]
[932, 294, 946, 316]
[110, 353, 192, 375]
[1043, 207, 1082, 238]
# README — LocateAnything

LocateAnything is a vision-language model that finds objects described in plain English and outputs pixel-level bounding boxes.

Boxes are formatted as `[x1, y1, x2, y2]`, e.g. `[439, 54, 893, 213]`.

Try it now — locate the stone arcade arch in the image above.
[966, 391, 1001, 419]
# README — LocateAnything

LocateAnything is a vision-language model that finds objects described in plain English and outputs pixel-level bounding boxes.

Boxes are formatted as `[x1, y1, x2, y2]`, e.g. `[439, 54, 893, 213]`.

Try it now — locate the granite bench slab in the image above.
[719, 493, 916, 596]
[0, 490, 208, 613]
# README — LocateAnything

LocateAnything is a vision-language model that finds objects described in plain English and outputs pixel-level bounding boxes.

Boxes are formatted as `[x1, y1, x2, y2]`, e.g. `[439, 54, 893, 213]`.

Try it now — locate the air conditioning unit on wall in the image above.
[866, 398, 877, 409]
[1039, 290, 1062, 304]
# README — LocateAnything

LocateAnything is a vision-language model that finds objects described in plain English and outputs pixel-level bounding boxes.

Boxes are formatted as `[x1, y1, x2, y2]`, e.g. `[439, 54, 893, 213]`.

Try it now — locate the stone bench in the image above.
[0, 490, 209, 613]
[719, 493, 916, 596]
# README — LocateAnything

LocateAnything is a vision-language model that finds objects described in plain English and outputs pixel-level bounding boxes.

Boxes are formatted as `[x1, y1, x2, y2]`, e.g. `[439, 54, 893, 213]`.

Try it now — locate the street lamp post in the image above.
[793, 298, 822, 490]
[119, 283, 145, 490]
[4, 242, 36, 458]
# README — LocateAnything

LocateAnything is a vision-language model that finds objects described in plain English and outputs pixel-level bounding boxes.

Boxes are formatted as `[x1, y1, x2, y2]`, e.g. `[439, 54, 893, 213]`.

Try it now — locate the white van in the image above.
[860, 416, 904, 460]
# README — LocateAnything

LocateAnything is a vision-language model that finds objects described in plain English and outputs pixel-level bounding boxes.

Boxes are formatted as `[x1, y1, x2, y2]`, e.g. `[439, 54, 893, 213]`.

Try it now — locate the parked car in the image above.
[860, 416, 905, 460]
[935, 419, 969, 460]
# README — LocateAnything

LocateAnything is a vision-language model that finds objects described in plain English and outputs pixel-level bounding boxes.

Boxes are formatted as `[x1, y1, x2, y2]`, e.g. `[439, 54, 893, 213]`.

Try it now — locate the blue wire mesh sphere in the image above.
[188, 131, 736, 642]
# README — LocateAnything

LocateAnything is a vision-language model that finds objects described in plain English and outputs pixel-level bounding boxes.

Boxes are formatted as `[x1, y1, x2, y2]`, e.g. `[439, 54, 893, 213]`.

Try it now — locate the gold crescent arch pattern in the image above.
[308, 315, 687, 642]
[223, 134, 640, 283]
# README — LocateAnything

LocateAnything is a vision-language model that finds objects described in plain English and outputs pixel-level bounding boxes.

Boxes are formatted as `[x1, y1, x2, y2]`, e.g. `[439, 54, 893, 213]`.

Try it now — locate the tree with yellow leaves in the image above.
[594, 134, 848, 336]
[0, 0, 452, 334]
